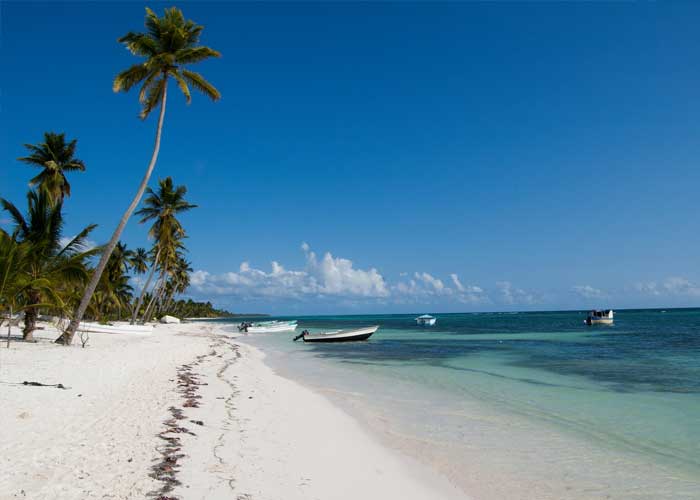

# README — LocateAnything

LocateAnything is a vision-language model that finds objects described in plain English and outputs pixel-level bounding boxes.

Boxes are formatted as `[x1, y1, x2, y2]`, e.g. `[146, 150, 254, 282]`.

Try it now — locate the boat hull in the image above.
[77, 322, 154, 334]
[585, 318, 613, 325]
[246, 324, 297, 333]
[302, 326, 378, 343]
[416, 319, 436, 326]
[303, 332, 374, 343]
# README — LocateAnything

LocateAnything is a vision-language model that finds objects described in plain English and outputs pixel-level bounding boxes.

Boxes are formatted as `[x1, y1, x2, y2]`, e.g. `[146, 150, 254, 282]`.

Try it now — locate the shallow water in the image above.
[224, 309, 700, 498]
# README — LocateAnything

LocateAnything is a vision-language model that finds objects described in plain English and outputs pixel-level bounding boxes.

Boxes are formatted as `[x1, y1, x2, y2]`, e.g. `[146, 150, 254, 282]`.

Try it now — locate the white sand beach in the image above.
[0, 322, 464, 500]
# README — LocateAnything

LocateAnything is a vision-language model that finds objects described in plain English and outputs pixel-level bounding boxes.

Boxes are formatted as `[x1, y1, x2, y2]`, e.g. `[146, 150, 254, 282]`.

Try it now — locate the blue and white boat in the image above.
[416, 314, 437, 326]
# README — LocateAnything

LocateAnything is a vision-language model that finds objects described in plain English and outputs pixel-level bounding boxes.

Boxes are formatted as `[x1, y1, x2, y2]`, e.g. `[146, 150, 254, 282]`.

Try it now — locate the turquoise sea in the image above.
[221, 309, 700, 499]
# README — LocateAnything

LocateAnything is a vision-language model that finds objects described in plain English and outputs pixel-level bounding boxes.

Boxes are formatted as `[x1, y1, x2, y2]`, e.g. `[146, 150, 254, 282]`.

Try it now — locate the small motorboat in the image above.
[294, 325, 379, 343]
[240, 320, 297, 333]
[415, 314, 436, 326]
[584, 310, 614, 325]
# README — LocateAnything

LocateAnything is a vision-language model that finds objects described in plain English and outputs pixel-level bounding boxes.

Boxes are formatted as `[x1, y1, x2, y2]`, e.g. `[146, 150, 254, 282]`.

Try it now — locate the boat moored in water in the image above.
[415, 314, 436, 326]
[585, 309, 614, 325]
[295, 325, 379, 343]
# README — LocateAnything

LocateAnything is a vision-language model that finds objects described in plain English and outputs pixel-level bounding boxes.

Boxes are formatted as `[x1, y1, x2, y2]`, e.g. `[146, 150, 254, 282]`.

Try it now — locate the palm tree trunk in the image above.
[143, 268, 167, 323]
[162, 288, 177, 315]
[57, 80, 168, 345]
[130, 248, 160, 324]
[23, 291, 41, 342]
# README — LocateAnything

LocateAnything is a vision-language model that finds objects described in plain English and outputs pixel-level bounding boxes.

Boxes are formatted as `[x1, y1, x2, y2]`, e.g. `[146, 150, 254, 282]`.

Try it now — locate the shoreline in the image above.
[0, 321, 464, 499]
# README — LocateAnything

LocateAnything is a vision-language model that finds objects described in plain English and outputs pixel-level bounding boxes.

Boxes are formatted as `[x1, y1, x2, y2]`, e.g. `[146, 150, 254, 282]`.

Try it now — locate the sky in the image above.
[2, 2, 700, 314]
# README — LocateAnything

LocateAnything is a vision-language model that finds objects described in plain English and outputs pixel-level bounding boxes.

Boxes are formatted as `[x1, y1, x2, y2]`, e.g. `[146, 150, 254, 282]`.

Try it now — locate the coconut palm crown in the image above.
[18, 132, 86, 204]
[113, 6, 221, 119]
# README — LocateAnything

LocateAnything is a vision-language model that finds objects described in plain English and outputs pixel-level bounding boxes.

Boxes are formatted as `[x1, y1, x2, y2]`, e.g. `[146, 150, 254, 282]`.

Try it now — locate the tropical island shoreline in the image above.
[0, 321, 464, 500]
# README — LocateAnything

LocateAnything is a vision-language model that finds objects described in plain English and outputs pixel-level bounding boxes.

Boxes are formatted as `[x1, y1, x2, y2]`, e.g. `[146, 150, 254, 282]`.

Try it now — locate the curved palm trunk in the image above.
[130, 248, 160, 324]
[57, 82, 168, 345]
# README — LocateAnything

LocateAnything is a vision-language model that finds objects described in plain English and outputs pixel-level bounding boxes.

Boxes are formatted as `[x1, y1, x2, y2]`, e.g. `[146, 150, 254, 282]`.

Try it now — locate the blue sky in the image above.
[2, 2, 700, 314]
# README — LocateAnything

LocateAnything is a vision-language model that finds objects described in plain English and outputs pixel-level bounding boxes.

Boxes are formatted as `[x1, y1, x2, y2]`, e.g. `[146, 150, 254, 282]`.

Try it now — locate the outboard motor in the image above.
[293, 329, 309, 342]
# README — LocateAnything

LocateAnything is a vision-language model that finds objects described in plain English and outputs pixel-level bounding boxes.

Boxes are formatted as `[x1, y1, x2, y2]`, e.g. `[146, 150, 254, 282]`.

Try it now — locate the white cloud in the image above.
[191, 243, 388, 301]
[391, 271, 487, 305]
[303, 244, 389, 297]
[571, 285, 605, 299]
[634, 276, 700, 297]
[450, 273, 465, 292]
[496, 281, 539, 305]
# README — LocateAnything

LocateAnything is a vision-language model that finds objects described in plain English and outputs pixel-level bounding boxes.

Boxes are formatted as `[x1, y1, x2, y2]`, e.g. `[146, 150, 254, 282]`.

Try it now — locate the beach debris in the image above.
[148, 350, 215, 498]
[22, 381, 68, 389]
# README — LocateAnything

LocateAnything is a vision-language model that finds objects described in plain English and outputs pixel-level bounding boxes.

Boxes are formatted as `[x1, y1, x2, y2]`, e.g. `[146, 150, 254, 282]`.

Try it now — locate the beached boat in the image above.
[76, 322, 154, 335]
[584, 310, 614, 325]
[241, 320, 297, 333]
[415, 314, 436, 326]
[297, 325, 379, 343]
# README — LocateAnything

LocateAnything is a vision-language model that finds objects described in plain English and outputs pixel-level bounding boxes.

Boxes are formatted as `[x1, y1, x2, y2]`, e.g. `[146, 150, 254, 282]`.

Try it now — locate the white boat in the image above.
[415, 314, 436, 326]
[241, 320, 297, 333]
[295, 325, 379, 343]
[584, 310, 614, 325]
[76, 321, 154, 335]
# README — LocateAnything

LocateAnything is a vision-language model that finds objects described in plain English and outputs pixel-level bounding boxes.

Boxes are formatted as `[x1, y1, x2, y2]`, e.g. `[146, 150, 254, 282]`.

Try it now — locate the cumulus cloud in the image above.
[190, 243, 388, 301]
[635, 276, 700, 297]
[496, 281, 539, 305]
[391, 271, 487, 305]
[188, 243, 549, 309]
[571, 285, 605, 299]
[303, 244, 388, 297]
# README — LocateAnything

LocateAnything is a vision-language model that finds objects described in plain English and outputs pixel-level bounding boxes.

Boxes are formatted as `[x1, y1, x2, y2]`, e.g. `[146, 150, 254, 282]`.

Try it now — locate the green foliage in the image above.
[166, 298, 234, 319]
[17, 132, 86, 205]
[0, 190, 98, 339]
[113, 6, 221, 119]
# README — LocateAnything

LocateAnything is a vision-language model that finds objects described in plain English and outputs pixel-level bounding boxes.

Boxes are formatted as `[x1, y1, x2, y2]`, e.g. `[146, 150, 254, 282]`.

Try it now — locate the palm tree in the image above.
[1, 191, 98, 340]
[161, 256, 192, 315]
[18, 132, 86, 205]
[0, 231, 33, 329]
[61, 7, 220, 344]
[130, 247, 149, 276]
[130, 177, 197, 323]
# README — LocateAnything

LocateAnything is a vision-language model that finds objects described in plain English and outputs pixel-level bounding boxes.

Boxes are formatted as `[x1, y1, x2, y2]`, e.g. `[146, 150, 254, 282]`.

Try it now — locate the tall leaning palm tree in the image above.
[60, 7, 220, 344]
[18, 132, 86, 205]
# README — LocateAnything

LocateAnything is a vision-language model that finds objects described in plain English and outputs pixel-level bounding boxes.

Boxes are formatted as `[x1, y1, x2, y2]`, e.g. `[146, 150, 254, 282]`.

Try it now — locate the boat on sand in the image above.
[77, 322, 154, 334]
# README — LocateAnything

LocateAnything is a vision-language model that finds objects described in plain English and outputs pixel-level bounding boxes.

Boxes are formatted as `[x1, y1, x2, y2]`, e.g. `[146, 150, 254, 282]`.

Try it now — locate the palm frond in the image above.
[140, 76, 166, 120]
[117, 32, 159, 57]
[181, 70, 220, 101]
[56, 223, 97, 258]
[0, 198, 29, 237]
[171, 71, 191, 104]
[175, 46, 220, 65]
[114, 64, 149, 93]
